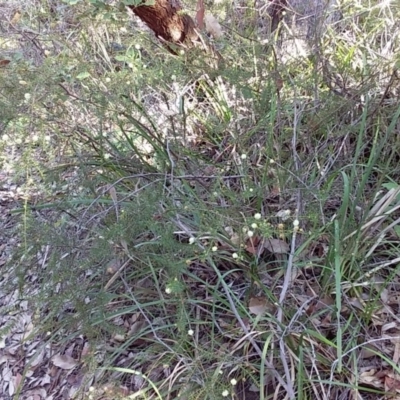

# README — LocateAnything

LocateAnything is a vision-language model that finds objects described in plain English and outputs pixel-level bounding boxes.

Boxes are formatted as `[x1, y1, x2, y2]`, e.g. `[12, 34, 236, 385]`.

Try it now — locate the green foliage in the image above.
[1, 0, 400, 398]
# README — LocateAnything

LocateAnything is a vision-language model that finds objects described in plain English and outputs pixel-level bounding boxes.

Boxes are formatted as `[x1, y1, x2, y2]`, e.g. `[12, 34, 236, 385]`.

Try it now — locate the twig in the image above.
[274, 101, 304, 398]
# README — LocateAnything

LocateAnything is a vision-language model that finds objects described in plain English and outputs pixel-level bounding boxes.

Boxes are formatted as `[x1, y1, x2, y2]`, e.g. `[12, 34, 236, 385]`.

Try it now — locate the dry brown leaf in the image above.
[348, 297, 365, 310]
[320, 295, 335, 307]
[380, 288, 389, 303]
[52, 354, 78, 370]
[132, 374, 145, 390]
[30, 348, 45, 367]
[81, 341, 90, 358]
[3, 365, 11, 382]
[385, 373, 400, 393]
[359, 369, 384, 389]
[393, 338, 400, 364]
[127, 317, 149, 345]
[305, 294, 334, 317]
[225, 226, 240, 246]
[320, 312, 332, 327]
[129, 319, 147, 335]
[13, 373, 22, 393]
[360, 346, 378, 359]
[269, 186, 280, 198]
[24, 388, 47, 399]
[8, 379, 14, 397]
[304, 299, 318, 316]
[108, 185, 118, 204]
[245, 235, 262, 255]
[38, 374, 51, 385]
[263, 238, 289, 254]
[65, 342, 76, 357]
[248, 296, 268, 316]
[10, 10, 21, 25]
[113, 333, 125, 342]
[235, 317, 250, 332]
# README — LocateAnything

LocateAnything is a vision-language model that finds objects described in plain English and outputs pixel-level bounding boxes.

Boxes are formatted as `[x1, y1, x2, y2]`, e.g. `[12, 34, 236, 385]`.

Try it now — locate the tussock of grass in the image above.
[1, 0, 400, 399]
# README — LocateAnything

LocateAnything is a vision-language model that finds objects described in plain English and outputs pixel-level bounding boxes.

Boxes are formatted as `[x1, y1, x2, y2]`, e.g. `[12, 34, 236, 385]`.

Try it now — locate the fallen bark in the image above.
[127, 0, 199, 52]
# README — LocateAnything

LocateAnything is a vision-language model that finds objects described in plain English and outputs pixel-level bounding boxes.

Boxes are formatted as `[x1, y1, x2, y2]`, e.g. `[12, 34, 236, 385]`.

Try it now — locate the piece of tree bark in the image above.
[269, 0, 288, 34]
[127, 0, 199, 53]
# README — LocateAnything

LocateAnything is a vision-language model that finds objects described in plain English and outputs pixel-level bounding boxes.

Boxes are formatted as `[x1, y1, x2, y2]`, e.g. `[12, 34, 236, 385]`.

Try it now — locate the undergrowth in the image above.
[1, 0, 400, 399]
